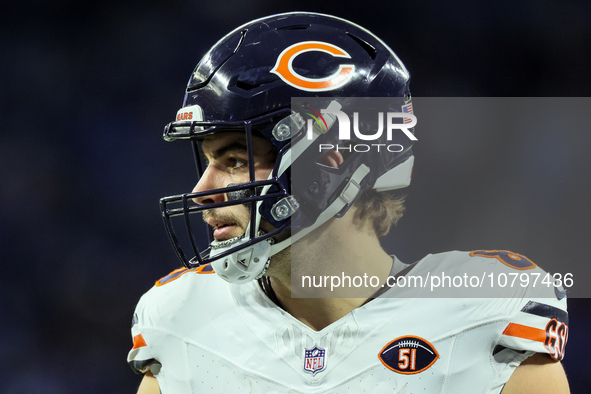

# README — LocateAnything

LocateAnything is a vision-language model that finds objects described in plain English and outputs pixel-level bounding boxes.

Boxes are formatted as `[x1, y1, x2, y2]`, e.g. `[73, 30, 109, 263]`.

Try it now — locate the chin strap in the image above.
[269, 163, 371, 257]
[210, 235, 273, 284]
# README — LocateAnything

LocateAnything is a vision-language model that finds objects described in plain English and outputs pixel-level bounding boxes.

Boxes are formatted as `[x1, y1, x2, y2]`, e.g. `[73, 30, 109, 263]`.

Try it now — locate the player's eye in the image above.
[229, 157, 247, 169]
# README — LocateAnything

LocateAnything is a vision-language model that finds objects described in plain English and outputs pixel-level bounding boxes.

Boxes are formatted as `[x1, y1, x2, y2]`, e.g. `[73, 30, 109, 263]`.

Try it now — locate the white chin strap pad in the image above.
[210, 239, 272, 284]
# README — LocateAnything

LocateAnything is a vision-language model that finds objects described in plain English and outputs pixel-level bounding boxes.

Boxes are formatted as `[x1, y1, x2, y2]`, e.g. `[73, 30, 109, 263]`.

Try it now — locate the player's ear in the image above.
[317, 150, 344, 169]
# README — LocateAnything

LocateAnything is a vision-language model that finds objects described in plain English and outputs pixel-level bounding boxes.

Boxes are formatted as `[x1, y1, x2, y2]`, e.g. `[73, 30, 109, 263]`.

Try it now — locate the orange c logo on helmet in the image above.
[271, 41, 355, 92]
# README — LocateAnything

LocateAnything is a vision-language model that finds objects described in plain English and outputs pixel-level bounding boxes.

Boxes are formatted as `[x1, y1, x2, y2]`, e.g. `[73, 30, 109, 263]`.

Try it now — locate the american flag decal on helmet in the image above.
[402, 103, 414, 124]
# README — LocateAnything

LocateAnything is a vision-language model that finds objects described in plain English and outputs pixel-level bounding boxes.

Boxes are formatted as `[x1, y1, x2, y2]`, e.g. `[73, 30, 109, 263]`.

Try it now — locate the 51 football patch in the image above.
[379, 336, 439, 374]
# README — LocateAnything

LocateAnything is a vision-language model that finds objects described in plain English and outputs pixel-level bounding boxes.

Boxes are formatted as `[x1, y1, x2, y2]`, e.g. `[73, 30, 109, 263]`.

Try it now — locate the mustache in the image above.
[202, 208, 246, 226]
[201, 184, 259, 228]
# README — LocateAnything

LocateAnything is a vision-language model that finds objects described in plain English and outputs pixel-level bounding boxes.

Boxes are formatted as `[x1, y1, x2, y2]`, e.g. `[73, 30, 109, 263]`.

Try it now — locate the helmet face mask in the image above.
[161, 110, 293, 282]
[160, 12, 415, 283]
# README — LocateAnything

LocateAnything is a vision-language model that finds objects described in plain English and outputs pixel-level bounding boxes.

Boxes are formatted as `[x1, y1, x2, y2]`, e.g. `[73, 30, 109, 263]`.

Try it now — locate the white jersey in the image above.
[128, 250, 568, 393]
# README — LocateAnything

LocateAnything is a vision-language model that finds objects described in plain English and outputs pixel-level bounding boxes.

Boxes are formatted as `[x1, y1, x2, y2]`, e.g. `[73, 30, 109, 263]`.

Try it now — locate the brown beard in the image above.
[202, 207, 249, 229]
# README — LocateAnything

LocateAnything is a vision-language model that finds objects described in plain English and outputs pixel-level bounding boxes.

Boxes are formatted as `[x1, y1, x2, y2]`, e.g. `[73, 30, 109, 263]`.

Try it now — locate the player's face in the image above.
[192, 132, 276, 241]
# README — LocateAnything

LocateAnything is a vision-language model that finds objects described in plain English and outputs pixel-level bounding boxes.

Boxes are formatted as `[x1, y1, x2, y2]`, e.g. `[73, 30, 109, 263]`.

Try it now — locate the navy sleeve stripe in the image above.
[521, 301, 568, 324]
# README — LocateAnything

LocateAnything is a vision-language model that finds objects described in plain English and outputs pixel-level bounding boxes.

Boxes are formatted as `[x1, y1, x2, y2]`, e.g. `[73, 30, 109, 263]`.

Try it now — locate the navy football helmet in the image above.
[160, 12, 415, 283]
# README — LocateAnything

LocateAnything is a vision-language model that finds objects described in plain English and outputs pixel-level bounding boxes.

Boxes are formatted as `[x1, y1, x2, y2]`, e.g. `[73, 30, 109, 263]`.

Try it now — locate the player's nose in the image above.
[191, 166, 226, 205]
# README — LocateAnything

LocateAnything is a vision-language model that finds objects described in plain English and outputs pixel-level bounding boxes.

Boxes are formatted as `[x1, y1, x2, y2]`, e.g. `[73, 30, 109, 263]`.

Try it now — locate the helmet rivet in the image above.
[273, 204, 290, 219]
[275, 124, 290, 139]
[254, 257, 260, 263]
[270, 196, 299, 221]
[308, 182, 320, 194]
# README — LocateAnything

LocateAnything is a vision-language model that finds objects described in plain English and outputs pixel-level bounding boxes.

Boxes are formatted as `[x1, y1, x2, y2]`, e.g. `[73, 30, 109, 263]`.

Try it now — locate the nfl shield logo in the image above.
[303, 345, 327, 375]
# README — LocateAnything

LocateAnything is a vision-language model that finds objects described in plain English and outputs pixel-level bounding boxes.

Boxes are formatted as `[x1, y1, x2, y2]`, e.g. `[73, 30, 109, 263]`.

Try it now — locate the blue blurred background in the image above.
[1, 1, 589, 392]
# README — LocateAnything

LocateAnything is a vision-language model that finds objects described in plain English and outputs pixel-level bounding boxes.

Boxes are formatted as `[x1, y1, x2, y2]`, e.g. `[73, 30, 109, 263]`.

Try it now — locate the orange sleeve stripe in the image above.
[195, 265, 215, 274]
[132, 334, 147, 349]
[502, 323, 545, 343]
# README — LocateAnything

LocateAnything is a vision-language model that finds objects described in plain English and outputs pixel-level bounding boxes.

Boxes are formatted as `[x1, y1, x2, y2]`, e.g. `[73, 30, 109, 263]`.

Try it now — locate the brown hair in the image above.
[352, 190, 405, 237]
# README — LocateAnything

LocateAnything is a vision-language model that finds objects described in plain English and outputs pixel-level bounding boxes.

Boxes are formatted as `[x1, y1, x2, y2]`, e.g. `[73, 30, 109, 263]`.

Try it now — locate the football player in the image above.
[128, 12, 569, 393]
